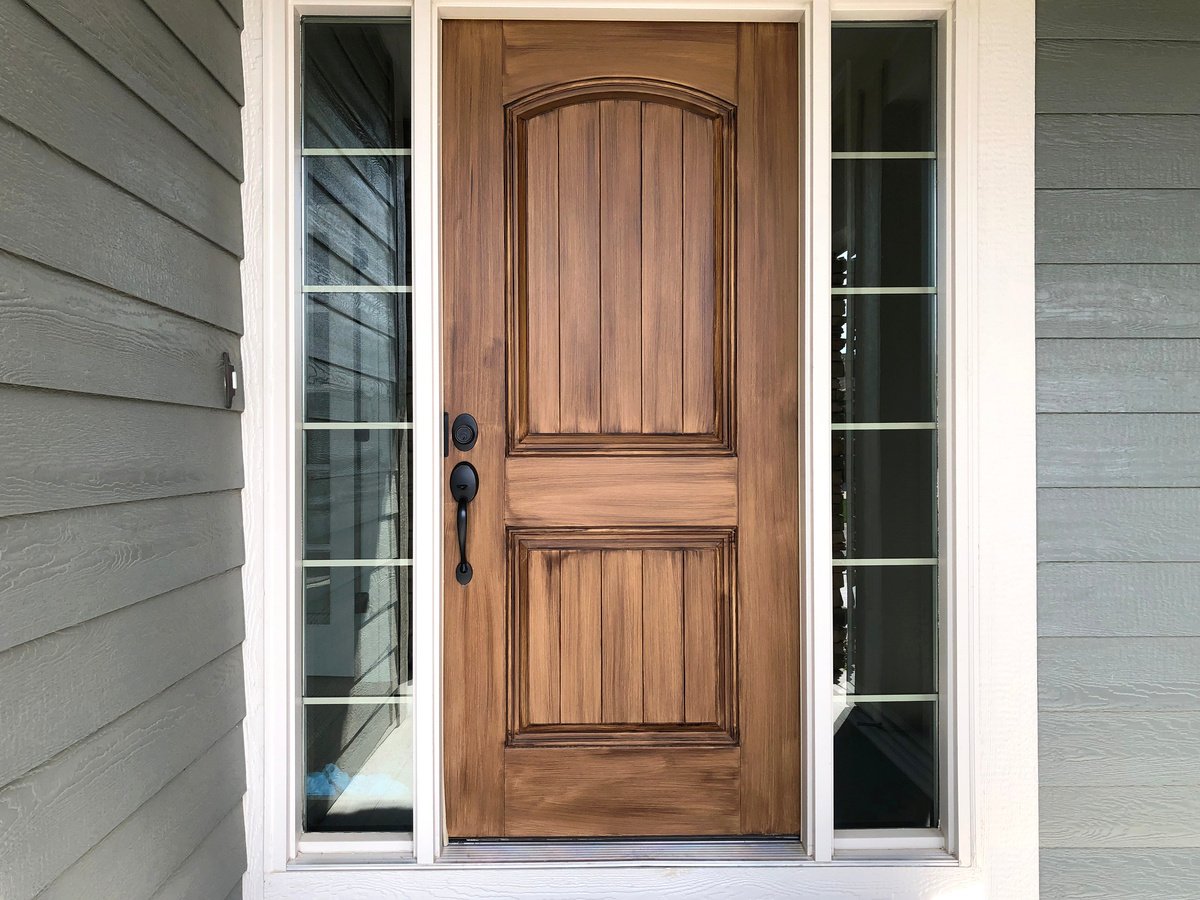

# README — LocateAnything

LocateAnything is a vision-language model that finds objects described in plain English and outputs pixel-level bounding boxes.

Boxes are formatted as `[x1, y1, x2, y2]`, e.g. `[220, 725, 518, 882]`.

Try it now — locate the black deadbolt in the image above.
[451, 413, 478, 451]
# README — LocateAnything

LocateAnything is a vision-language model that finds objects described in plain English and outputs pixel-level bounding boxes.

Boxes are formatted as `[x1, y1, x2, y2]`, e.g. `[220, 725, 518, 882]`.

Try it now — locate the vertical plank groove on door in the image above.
[640, 103, 685, 433]
[601, 549, 644, 723]
[525, 111, 561, 434]
[558, 103, 602, 433]
[559, 549, 602, 722]
[642, 548, 685, 723]
[684, 548, 720, 724]
[736, 22, 802, 835]
[682, 111, 717, 434]
[600, 99, 643, 434]
[441, 19, 507, 837]
[526, 549, 561, 724]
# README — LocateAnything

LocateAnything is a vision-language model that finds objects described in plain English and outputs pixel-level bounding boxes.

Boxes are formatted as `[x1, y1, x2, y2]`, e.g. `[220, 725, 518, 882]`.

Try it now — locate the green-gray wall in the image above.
[1037, 1, 1200, 897]
[0, 0, 249, 897]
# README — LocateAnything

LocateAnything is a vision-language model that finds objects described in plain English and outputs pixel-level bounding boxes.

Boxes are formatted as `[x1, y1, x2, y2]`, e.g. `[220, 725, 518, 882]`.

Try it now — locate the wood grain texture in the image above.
[684, 548, 720, 724]
[1038, 340, 1200, 412]
[1041, 849, 1200, 900]
[506, 457, 737, 526]
[1036, 264, 1200, 338]
[599, 99, 643, 435]
[40, 726, 246, 900]
[0, 492, 244, 654]
[0, 570, 244, 787]
[1038, 0, 1200, 40]
[1037, 115, 1200, 190]
[1037, 190, 1200, 264]
[559, 550, 603, 723]
[143, 0, 245, 102]
[1039, 562, 1200, 637]
[683, 111, 716, 434]
[640, 103, 685, 433]
[557, 103, 602, 433]
[504, 747, 740, 836]
[735, 22, 801, 835]
[26, 0, 244, 177]
[642, 549, 685, 723]
[1038, 414, 1200, 486]
[1039, 488, 1200, 562]
[0, 251, 243, 407]
[441, 19, 507, 838]
[149, 805, 246, 900]
[501, 22, 738, 103]
[1037, 40, 1200, 114]
[1039, 711, 1200, 785]
[0, 651, 244, 899]
[0, 387, 242, 518]
[0, 0, 243, 255]
[1039, 636, 1200, 711]
[525, 549, 561, 724]
[601, 549, 644, 724]
[524, 111, 560, 435]
[0, 120, 242, 332]
[1040, 785, 1200, 847]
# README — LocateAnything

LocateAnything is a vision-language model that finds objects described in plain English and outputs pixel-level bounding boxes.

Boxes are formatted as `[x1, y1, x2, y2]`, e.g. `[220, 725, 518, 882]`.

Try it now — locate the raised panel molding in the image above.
[508, 527, 737, 747]
[506, 78, 736, 455]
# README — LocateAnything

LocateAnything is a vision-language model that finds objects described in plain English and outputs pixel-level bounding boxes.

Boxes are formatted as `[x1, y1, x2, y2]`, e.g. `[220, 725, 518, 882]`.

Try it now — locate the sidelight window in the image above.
[831, 22, 942, 837]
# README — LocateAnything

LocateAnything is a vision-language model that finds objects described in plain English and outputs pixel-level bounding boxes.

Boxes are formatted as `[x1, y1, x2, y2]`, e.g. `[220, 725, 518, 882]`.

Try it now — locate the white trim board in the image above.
[240, 0, 1038, 895]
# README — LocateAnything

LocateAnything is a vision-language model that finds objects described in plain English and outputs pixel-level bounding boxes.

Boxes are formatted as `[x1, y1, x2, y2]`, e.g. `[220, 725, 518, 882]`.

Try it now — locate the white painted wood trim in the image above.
[240, 0, 1039, 894]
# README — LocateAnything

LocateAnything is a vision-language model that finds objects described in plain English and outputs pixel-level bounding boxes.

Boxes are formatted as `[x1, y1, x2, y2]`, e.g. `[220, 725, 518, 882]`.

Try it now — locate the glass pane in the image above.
[832, 25, 935, 153]
[833, 158, 935, 289]
[304, 566, 412, 698]
[305, 155, 412, 287]
[834, 701, 938, 829]
[835, 565, 936, 695]
[834, 293, 935, 424]
[304, 429, 411, 561]
[835, 428, 936, 560]
[303, 21, 412, 150]
[305, 702, 413, 832]
[305, 291, 411, 423]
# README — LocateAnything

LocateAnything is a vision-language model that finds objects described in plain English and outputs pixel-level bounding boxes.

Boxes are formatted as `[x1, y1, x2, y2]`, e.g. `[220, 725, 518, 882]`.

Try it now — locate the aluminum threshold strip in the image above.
[439, 838, 810, 864]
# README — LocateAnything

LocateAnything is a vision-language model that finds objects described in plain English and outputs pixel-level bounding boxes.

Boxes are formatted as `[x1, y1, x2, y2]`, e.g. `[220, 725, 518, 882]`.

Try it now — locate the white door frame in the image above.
[238, 0, 1038, 895]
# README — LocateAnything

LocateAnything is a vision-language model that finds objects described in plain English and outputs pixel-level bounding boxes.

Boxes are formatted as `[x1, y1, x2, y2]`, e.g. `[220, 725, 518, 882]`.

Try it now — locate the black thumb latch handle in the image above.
[449, 462, 478, 585]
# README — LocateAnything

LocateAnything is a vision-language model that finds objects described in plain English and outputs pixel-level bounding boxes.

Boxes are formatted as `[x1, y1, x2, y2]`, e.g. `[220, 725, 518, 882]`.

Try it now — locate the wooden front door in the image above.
[442, 20, 800, 839]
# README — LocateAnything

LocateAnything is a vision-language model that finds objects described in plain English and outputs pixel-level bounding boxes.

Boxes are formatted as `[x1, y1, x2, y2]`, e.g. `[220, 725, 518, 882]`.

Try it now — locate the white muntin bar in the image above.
[833, 286, 937, 294]
[834, 558, 939, 566]
[832, 422, 937, 431]
[301, 559, 414, 568]
[302, 284, 413, 293]
[302, 695, 412, 705]
[302, 147, 412, 156]
[302, 422, 414, 430]
[832, 151, 936, 159]
[842, 693, 939, 704]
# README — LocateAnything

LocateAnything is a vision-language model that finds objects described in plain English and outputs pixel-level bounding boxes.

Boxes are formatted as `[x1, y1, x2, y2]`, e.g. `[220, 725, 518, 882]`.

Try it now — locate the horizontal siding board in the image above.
[0, 570, 244, 786]
[1038, 414, 1200, 486]
[1037, 115, 1200, 189]
[1038, 488, 1200, 562]
[1041, 849, 1200, 900]
[1036, 190, 1200, 264]
[1039, 637, 1200, 711]
[1039, 563, 1200, 637]
[1036, 264, 1200, 338]
[0, 252, 242, 408]
[25, 0, 244, 177]
[40, 726, 246, 900]
[0, 387, 242, 518]
[1037, 340, 1200, 412]
[143, 0, 245, 103]
[1040, 711, 1200, 785]
[1037, 40, 1200, 114]
[214, 0, 243, 28]
[0, 121, 241, 332]
[0, 0, 243, 255]
[0, 650, 244, 899]
[1040, 785, 1200, 847]
[1037, 1, 1200, 40]
[150, 806, 247, 900]
[0, 492, 244, 654]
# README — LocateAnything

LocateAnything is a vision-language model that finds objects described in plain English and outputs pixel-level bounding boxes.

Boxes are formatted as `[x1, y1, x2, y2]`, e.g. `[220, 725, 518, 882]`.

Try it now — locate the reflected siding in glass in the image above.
[300, 17, 414, 836]
[832, 22, 940, 832]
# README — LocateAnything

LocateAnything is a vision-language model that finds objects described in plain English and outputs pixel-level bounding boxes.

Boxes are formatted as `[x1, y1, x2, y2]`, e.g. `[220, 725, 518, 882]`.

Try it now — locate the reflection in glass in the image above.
[834, 702, 937, 829]
[833, 159, 935, 289]
[835, 565, 936, 696]
[833, 24, 935, 153]
[834, 429, 935, 560]
[834, 293, 935, 424]
[305, 702, 413, 832]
